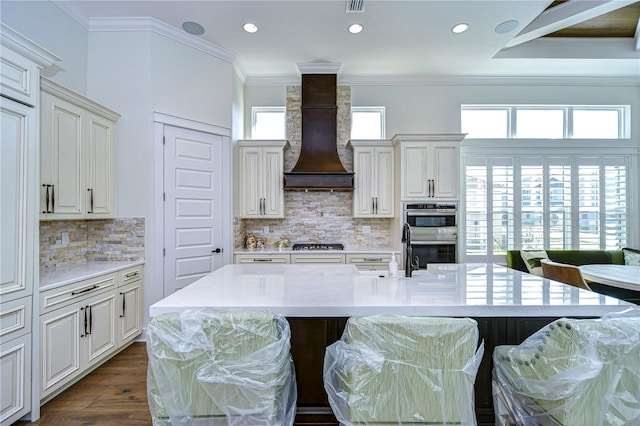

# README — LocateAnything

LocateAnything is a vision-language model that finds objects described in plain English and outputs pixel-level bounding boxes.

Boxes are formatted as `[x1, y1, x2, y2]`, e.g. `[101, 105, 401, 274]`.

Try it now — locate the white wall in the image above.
[1, 0, 88, 94]
[231, 71, 245, 216]
[243, 85, 286, 137]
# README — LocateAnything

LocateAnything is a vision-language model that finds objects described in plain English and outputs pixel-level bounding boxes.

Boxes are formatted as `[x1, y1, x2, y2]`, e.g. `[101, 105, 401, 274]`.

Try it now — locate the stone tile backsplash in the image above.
[243, 192, 391, 249]
[40, 218, 145, 268]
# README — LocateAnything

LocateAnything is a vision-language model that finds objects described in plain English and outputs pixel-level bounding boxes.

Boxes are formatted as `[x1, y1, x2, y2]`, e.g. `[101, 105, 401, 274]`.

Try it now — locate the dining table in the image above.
[579, 264, 640, 291]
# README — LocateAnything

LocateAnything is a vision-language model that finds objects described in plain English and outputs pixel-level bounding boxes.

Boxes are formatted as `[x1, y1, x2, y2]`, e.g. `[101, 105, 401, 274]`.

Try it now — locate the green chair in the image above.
[493, 309, 640, 425]
[146, 309, 296, 426]
[324, 316, 484, 425]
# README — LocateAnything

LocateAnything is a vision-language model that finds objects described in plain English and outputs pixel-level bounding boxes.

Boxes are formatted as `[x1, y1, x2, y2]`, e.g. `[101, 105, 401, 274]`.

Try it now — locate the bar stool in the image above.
[493, 309, 640, 425]
[323, 315, 484, 425]
[146, 309, 296, 426]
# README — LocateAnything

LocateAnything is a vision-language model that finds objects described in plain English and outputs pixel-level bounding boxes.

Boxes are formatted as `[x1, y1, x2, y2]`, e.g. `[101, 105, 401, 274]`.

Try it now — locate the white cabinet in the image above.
[238, 140, 289, 218]
[117, 265, 143, 345]
[39, 263, 143, 402]
[235, 254, 290, 264]
[346, 253, 392, 271]
[392, 134, 464, 200]
[291, 253, 346, 264]
[349, 140, 394, 218]
[1, 25, 58, 424]
[40, 78, 119, 219]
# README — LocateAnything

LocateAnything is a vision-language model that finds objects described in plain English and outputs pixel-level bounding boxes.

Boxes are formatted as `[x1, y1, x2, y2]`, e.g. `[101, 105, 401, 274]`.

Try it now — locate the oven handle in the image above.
[410, 240, 457, 245]
[405, 211, 457, 216]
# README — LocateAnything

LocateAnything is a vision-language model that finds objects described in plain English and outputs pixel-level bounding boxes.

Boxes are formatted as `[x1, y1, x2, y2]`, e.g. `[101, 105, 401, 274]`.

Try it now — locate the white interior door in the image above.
[163, 125, 224, 295]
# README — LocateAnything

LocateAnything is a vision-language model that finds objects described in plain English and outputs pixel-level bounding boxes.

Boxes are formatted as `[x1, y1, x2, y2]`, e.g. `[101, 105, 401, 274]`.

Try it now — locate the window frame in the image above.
[251, 106, 286, 140]
[461, 105, 629, 139]
[351, 106, 386, 140]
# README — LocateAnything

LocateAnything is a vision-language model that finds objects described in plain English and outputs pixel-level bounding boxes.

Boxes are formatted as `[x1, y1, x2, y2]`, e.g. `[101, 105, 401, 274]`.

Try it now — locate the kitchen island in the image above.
[150, 263, 633, 425]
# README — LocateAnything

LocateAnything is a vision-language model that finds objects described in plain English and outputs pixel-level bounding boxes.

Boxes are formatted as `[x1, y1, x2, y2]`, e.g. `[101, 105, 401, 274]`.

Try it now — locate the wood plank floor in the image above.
[17, 342, 152, 425]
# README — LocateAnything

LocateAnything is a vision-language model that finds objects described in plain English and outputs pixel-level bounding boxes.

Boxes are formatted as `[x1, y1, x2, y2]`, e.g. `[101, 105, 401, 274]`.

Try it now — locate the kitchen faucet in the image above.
[402, 223, 419, 277]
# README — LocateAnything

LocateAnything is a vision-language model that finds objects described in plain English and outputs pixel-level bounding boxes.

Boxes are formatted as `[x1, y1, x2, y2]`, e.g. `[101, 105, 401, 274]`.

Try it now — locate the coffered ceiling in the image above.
[51, 0, 640, 83]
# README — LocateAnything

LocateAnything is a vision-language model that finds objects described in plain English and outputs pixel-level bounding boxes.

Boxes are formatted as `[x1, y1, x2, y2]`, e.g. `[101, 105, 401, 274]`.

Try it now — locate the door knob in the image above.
[213, 248, 223, 253]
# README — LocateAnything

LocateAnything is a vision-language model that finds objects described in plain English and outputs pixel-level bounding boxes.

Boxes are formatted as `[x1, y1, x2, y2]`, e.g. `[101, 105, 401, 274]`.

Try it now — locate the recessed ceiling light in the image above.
[243, 22, 258, 33]
[348, 23, 363, 34]
[495, 20, 519, 34]
[182, 21, 204, 36]
[451, 23, 469, 34]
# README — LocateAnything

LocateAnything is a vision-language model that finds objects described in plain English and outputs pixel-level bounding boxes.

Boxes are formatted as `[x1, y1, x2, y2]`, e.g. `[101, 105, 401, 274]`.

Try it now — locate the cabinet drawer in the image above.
[346, 254, 391, 264]
[0, 296, 32, 342]
[40, 273, 117, 314]
[291, 254, 345, 264]
[119, 265, 143, 286]
[235, 254, 290, 264]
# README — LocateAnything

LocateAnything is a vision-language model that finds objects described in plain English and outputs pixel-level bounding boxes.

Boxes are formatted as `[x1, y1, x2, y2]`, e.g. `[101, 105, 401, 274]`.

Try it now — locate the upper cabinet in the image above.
[40, 78, 120, 220]
[348, 140, 394, 218]
[238, 140, 289, 219]
[392, 134, 465, 201]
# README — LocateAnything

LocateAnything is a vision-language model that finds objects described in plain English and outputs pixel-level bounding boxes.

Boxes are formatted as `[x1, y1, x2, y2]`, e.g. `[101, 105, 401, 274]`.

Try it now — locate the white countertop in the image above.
[149, 263, 632, 318]
[40, 259, 145, 291]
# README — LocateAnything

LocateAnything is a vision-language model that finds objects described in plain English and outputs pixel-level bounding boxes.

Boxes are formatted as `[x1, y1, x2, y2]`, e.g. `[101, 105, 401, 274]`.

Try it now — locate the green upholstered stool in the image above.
[324, 316, 483, 425]
[493, 310, 640, 426]
[146, 310, 296, 426]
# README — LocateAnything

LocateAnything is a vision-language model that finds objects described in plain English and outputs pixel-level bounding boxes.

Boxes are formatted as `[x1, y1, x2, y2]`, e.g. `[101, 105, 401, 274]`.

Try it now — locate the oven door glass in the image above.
[410, 242, 457, 268]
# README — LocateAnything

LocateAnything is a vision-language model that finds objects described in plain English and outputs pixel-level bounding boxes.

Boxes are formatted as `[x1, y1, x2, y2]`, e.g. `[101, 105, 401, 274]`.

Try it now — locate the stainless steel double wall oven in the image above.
[403, 202, 458, 268]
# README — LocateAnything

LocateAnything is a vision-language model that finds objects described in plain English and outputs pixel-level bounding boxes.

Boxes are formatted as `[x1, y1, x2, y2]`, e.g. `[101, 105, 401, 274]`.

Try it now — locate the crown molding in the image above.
[296, 62, 343, 74]
[244, 74, 640, 87]
[0, 23, 60, 68]
[88, 17, 236, 64]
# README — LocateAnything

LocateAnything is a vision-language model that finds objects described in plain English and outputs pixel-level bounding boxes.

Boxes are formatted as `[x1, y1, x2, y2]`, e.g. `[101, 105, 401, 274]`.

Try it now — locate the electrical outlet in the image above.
[61, 231, 69, 246]
[263, 226, 269, 234]
[362, 226, 371, 234]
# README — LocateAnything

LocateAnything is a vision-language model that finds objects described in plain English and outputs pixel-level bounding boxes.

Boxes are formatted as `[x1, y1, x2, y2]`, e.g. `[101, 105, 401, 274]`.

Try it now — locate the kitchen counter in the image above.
[149, 263, 631, 317]
[233, 247, 399, 255]
[40, 259, 145, 291]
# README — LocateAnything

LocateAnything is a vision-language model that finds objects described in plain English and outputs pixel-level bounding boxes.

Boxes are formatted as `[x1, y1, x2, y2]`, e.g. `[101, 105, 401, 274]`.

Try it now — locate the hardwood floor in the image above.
[17, 342, 151, 425]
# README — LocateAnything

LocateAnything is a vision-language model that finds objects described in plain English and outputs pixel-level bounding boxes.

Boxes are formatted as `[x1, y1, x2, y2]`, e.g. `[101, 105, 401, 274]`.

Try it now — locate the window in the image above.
[461, 105, 628, 139]
[252, 107, 285, 139]
[464, 155, 629, 261]
[351, 107, 385, 139]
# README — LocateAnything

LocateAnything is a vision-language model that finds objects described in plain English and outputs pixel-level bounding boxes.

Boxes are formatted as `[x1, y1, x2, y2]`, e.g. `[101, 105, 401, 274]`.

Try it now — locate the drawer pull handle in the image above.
[71, 284, 99, 295]
[124, 271, 139, 279]
[363, 258, 383, 262]
[120, 292, 126, 317]
[253, 259, 272, 262]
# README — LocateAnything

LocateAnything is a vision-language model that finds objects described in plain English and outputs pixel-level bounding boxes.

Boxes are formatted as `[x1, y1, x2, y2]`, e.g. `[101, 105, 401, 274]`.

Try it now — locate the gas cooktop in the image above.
[292, 243, 344, 251]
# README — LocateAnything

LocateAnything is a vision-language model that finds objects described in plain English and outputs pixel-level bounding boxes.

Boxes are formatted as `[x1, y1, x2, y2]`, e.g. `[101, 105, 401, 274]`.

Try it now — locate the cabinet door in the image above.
[239, 147, 262, 217]
[118, 281, 141, 345]
[353, 148, 375, 217]
[0, 333, 31, 425]
[401, 143, 430, 200]
[40, 92, 84, 218]
[85, 112, 114, 218]
[40, 306, 82, 398]
[1, 99, 33, 301]
[431, 142, 459, 199]
[84, 292, 117, 369]
[374, 147, 394, 217]
[262, 148, 285, 217]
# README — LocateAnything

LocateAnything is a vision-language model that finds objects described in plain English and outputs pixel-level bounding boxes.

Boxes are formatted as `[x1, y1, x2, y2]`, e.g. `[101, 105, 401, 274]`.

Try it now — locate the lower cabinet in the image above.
[39, 264, 143, 402]
[291, 254, 345, 264]
[40, 290, 117, 400]
[346, 253, 392, 271]
[0, 334, 32, 425]
[234, 254, 290, 264]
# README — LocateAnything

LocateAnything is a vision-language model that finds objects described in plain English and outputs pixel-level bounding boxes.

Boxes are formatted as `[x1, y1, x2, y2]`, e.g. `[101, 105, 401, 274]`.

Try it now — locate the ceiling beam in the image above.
[506, 0, 640, 48]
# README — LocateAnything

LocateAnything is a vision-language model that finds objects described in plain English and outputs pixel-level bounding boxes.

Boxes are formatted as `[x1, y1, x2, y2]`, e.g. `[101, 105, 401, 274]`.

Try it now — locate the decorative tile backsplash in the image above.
[40, 218, 145, 268]
[243, 192, 391, 249]
[236, 84, 391, 250]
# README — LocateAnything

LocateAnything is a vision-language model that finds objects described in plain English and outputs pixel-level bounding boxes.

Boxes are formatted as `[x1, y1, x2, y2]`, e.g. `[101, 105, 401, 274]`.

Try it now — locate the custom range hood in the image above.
[284, 71, 354, 191]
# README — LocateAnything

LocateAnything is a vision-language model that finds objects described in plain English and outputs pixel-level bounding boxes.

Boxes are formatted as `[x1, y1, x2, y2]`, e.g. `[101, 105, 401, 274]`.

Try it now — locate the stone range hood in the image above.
[284, 73, 354, 191]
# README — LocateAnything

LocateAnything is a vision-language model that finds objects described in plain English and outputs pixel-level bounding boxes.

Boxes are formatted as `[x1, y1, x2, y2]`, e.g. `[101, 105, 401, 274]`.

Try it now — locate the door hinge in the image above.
[163, 192, 166, 201]
[163, 136, 166, 145]
[163, 248, 166, 256]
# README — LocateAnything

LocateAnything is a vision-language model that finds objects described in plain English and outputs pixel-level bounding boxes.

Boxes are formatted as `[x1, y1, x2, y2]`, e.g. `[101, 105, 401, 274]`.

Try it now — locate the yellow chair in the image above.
[541, 258, 591, 291]
[146, 309, 296, 426]
[493, 310, 640, 425]
[323, 315, 483, 425]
